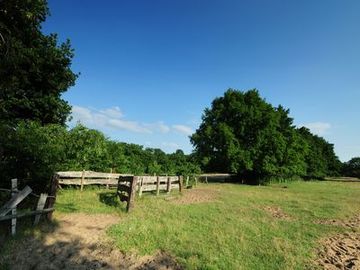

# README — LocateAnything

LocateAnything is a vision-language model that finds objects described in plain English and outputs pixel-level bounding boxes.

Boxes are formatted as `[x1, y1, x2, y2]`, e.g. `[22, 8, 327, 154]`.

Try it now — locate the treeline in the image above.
[0, 122, 200, 191]
[342, 157, 360, 179]
[191, 89, 343, 184]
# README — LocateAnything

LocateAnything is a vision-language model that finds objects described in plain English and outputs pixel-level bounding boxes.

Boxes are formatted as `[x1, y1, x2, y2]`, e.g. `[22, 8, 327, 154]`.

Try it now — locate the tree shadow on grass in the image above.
[0, 215, 183, 270]
[98, 191, 130, 213]
[98, 192, 121, 208]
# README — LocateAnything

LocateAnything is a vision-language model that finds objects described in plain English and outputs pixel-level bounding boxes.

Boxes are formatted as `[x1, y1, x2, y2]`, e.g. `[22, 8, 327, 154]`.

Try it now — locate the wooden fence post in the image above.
[127, 176, 138, 212]
[11, 179, 18, 236]
[138, 177, 143, 197]
[178, 176, 183, 193]
[80, 170, 85, 191]
[156, 176, 160, 196]
[166, 176, 172, 193]
[46, 174, 58, 220]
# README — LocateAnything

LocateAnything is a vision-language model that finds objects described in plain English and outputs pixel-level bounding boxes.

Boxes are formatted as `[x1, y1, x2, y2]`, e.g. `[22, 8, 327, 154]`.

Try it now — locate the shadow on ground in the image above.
[0, 213, 182, 270]
[98, 192, 120, 208]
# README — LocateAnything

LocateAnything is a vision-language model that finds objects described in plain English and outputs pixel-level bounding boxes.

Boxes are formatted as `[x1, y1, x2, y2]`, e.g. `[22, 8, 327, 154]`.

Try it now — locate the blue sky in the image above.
[43, 0, 359, 161]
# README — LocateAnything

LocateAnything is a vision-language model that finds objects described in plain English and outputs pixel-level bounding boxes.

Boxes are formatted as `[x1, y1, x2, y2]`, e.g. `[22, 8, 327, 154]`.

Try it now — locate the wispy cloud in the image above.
[172, 124, 194, 136]
[303, 122, 331, 136]
[71, 105, 167, 134]
[145, 121, 170, 133]
[71, 105, 196, 138]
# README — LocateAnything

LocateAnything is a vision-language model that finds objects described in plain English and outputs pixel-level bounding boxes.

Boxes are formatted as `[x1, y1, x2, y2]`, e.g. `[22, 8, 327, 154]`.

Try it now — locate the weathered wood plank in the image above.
[59, 179, 119, 185]
[56, 171, 132, 178]
[156, 176, 160, 196]
[34, 193, 48, 225]
[127, 176, 138, 212]
[80, 170, 85, 191]
[0, 186, 32, 217]
[179, 176, 183, 192]
[11, 179, 18, 236]
[46, 175, 58, 220]
[0, 208, 55, 222]
[141, 176, 157, 184]
[166, 177, 172, 193]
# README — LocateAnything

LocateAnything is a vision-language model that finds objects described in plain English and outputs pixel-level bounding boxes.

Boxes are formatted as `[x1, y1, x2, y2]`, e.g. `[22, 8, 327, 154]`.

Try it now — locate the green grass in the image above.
[55, 181, 360, 269]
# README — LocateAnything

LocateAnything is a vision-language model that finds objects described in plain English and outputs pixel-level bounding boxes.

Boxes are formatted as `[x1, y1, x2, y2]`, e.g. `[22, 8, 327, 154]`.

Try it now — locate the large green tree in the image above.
[0, 0, 77, 125]
[191, 89, 340, 183]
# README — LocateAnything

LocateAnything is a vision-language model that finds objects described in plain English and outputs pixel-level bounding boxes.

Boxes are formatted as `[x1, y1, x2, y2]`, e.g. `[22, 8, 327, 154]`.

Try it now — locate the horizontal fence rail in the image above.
[56, 171, 133, 190]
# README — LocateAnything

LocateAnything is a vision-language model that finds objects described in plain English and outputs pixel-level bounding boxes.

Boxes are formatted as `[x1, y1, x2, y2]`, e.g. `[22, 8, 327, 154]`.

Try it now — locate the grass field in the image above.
[53, 181, 360, 269]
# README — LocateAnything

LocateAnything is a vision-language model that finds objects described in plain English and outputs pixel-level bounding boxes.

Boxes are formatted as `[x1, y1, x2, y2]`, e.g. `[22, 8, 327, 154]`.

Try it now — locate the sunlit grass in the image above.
[55, 181, 360, 269]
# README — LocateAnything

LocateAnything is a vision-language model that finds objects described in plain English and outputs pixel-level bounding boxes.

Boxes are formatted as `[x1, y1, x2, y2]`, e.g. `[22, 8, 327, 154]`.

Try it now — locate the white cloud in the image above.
[108, 119, 151, 133]
[144, 121, 170, 133]
[172, 124, 194, 136]
[70, 105, 173, 134]
[303, 122, 331, 135]
[72, 106, 93, 122]
[99, 106, 123, 118]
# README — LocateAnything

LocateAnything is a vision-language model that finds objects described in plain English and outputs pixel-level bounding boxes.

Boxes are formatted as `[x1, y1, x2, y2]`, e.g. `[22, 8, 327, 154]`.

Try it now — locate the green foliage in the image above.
[191, 89, 340, 184]
[0, 121, 201, 191]
[342, 157, 360, 178]
[0, 0, 78, 125]
[64, 124, 109, 171]
[0, 121, 67, 191]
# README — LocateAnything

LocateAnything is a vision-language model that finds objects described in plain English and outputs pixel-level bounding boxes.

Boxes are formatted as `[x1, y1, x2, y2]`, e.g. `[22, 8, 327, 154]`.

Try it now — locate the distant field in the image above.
[53, 181, 360, 269]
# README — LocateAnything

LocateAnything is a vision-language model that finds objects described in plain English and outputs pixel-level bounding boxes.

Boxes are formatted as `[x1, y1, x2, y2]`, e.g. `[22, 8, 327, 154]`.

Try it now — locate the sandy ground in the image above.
[2, 213, 182, 270]
[315, 215, 360, 270]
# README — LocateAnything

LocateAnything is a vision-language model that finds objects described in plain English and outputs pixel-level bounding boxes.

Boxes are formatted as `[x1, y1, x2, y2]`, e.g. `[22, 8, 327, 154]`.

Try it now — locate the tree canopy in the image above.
[0, 0, 77, 125]
[342, 157, 360, 179]
[191, 89, 341, 183]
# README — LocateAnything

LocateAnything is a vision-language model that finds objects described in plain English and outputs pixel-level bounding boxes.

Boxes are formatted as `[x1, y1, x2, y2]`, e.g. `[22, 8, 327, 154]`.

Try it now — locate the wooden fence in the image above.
[117, 175, 183, 212]
[0, 178, 57, 235]
[56, 171, 132, 190]
[137, 175, 183, 196]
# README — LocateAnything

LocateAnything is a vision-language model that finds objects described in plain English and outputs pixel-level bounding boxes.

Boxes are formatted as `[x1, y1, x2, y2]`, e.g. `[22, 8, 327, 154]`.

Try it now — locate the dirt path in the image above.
[315, 215, 360, 270]
[3, 213, 182, 270]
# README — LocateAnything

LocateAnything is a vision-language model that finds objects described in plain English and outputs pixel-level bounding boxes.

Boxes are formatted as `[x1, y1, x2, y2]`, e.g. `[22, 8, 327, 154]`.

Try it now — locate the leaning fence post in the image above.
[34, 193, 48, 225]
[11, 178, 18, 236]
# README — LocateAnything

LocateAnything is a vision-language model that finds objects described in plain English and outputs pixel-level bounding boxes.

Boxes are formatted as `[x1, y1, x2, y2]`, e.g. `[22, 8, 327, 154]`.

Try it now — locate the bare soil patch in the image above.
[263, 206, 292, 220]
[315, 215, 360, 230]
[2, 213, 182, 270]
[316, 233, 360, 270]
[168, 188, 219, 205]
